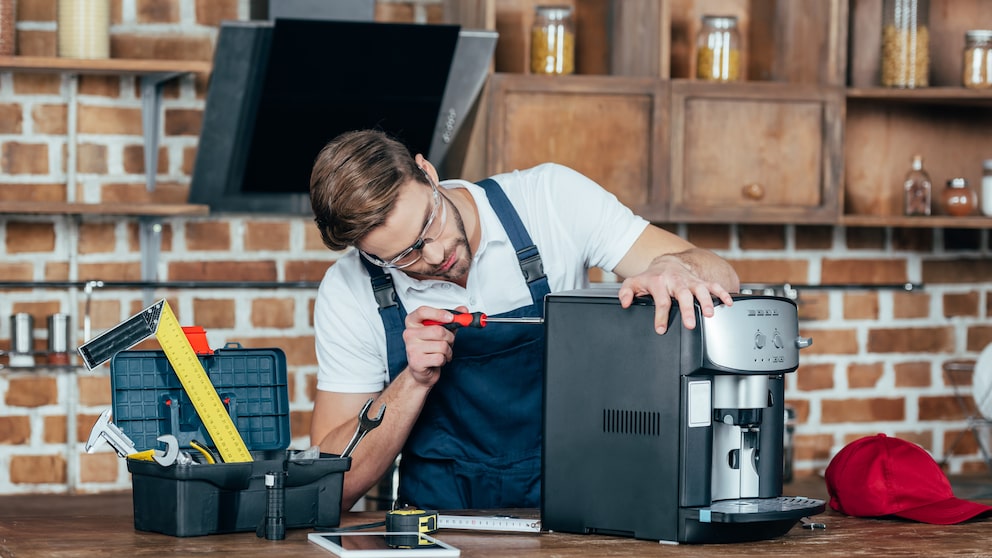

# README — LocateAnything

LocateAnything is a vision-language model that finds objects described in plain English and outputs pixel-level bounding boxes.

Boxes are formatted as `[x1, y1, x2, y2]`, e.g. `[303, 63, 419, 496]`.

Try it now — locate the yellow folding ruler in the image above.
[78, 300, 253, 463]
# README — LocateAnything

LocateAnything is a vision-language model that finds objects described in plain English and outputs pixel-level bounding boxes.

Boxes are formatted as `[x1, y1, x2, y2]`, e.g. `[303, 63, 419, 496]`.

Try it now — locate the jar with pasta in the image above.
[696, 15, 742, 82]
[531, 5, 574, 75]
[880, 0, 929, 88]
[963, 29, 992, 89]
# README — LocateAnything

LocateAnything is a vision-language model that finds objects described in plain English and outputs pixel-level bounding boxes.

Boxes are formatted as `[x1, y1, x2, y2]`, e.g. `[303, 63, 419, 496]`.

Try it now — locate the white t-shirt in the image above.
[314, 163, 649, 393]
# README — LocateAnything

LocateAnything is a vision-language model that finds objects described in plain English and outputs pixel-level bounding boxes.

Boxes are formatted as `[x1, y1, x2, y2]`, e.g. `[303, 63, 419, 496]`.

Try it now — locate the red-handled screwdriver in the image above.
[424, 311, 544, 330]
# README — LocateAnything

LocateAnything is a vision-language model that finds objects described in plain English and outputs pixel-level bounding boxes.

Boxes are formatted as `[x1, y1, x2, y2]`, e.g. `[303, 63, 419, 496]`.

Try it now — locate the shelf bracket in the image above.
[139, 72, 181, 193]
[139, 218, 163, 307]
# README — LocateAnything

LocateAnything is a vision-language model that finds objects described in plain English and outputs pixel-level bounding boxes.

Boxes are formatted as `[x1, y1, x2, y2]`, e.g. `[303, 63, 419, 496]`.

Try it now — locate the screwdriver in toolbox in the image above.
[424, 311, 544, 330]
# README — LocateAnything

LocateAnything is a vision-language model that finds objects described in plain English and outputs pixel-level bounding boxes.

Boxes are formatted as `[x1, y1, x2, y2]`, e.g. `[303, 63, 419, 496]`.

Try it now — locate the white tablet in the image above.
[307, 532, 460, 557]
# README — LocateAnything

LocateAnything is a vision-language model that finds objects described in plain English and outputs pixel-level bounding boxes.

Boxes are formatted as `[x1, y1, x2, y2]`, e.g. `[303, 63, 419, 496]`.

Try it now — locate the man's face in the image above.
[358, 175, 472, 283]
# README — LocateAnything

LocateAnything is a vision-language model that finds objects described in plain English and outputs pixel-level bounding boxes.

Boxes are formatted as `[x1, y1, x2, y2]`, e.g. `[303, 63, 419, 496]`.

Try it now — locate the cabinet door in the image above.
[486, 73, 669, 221]
[670, 81, 843, 223]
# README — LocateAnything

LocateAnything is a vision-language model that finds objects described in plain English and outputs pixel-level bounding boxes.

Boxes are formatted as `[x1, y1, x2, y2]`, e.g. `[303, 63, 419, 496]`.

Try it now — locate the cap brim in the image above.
[896, 497, 992, 525]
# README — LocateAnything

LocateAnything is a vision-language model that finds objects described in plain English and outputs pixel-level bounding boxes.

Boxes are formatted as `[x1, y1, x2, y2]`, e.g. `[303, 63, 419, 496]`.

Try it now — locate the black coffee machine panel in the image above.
[541, 288, 824, 544]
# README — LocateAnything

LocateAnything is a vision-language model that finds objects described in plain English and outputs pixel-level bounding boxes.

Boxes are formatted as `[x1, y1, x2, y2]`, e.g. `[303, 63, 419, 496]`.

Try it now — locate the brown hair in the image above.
[309, 130, 428, 251]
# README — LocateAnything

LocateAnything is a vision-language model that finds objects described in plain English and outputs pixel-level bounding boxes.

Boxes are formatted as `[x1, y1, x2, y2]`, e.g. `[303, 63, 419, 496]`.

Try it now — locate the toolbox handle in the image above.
[223, 342, 244, 349]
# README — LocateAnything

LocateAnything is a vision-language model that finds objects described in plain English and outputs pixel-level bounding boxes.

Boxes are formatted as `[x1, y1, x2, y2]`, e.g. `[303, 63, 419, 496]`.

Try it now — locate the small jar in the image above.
[942, 177, 978, 217]
[963, 30, 992, 89]
[880, 0, 930, 88]
[696, 15, 742, 82]
[981, 159, 992, 217]
[0, 0, 15, 56]
[57, 0, 111, 59]
[530, 5, 575, 75]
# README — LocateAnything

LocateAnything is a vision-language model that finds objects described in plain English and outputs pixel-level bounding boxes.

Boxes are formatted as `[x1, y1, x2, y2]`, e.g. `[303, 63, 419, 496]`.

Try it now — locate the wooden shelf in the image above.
[847, 87, 992, 106]
[841, 214, 992, 229]
[0, 201, 209, 217]
[0, 56, 212, 76]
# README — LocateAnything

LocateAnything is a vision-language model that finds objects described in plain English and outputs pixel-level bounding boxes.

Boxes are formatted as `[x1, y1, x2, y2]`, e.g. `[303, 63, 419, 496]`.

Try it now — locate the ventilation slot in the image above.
[602, 409, 661, 436]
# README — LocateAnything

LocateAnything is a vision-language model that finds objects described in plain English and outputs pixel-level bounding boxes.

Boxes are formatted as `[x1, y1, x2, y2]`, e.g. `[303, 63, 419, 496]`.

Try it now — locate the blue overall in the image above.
[360, 178, 550, 510]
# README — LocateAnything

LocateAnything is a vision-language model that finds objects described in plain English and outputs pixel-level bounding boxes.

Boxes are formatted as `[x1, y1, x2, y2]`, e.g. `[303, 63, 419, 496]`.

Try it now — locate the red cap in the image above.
[825, 433, 992, 524]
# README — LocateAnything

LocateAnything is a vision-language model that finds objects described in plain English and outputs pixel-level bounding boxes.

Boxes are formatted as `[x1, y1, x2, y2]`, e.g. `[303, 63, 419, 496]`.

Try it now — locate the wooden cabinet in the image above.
[843, 0, 992, 223]
[486, 73, 670, 221]
[483, 0, 992, 228]
[669, 81, 843, 223]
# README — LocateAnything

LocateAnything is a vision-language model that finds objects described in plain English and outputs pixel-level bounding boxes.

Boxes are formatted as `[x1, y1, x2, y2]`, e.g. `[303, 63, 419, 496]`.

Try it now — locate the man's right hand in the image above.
[402, 305, 465, 386]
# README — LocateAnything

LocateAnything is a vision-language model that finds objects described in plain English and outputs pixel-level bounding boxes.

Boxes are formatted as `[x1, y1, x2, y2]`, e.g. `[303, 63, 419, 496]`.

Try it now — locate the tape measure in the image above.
[385, 509, 438, 548]
[78, 299, 253, 464]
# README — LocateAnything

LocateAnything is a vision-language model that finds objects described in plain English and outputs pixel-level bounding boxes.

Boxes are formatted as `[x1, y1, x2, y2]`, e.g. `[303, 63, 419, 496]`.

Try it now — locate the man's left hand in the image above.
[618, 253, 735, 334]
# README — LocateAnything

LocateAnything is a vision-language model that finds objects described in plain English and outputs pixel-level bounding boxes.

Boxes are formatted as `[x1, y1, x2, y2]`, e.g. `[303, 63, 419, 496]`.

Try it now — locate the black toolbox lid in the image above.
[110, 345, 290, 452]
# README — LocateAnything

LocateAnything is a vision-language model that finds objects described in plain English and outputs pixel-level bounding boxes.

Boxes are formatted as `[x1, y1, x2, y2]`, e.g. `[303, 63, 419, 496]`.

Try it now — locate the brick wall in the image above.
[2, 0, 991, 494]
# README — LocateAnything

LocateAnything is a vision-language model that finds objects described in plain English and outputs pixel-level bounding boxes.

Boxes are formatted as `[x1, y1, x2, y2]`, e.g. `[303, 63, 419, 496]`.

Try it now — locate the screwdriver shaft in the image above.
[483, 317, 544, 324]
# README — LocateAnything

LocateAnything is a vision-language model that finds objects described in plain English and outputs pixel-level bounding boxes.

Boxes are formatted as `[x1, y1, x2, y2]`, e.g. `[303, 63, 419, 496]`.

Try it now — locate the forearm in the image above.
[321, 371, 432, 511]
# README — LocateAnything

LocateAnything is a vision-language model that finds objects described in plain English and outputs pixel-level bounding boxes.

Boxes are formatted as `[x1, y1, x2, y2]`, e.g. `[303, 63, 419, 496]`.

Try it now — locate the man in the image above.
[309, 129, 739, 512]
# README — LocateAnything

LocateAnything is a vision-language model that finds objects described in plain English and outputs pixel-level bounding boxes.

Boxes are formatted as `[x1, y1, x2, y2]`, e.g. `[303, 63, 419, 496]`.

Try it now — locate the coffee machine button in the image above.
[754, 332, 766, 349]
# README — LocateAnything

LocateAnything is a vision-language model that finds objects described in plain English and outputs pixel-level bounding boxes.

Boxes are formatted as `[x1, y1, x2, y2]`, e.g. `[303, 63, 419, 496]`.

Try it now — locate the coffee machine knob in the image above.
[772, 332, 784, 349]
[754, 332, 766, 349]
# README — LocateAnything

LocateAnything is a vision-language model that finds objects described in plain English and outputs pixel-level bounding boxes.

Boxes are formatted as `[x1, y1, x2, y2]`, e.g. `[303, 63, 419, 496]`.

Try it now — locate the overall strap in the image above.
[360, 256, 408, 377]
[475, 178, 550, 303]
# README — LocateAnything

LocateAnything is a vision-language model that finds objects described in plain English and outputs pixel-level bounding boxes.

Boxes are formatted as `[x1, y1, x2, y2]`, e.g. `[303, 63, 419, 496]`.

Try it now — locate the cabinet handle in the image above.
[741, 183, 765, 201]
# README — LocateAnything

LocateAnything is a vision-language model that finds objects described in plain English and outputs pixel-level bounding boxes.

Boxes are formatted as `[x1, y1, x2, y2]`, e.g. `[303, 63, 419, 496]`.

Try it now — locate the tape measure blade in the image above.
[438, 515, 542, 533]
[155, 301, 253, 463]
[77, 300, 164, 370]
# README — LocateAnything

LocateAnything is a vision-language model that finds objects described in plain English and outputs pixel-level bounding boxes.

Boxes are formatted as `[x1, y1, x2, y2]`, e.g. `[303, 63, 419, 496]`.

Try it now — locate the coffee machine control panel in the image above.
[701, 296, 807, 373]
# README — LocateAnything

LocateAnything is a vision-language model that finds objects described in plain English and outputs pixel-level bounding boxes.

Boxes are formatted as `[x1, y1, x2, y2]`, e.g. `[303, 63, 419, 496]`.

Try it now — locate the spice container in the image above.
[942, 177, 977, 216]
[880, 0, 929, 88]
[0, 0, 15, 56]
[963, 30, 992, 89]
[57, 0, 111, 59]
[982, 159, 992, 217]
[903, 154, 932, 216]
[530, 5, 574, 75]
[696, 15, 742, 82]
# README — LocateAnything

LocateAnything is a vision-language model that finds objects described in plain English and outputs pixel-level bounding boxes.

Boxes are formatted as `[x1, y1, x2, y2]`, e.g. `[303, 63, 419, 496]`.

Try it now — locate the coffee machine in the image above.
[541, 287, 824, 543]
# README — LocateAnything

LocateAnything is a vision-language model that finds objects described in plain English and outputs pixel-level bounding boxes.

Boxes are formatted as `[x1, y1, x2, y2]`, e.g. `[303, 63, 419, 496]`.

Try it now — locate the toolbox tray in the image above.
[111, 346, 351, 537]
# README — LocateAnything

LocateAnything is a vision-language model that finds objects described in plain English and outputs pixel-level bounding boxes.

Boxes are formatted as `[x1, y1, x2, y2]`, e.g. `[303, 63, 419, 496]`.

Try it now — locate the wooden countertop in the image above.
[1, 475, 990, 557]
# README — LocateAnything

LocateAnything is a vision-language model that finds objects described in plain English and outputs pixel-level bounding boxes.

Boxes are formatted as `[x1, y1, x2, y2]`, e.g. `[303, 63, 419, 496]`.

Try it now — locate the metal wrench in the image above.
[85, 409, 182, 465]
[340, 398, 385, 458]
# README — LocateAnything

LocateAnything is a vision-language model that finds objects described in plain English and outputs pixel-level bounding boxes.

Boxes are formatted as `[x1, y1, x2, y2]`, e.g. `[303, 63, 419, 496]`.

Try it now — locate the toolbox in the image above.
[110, 343, 350, 537]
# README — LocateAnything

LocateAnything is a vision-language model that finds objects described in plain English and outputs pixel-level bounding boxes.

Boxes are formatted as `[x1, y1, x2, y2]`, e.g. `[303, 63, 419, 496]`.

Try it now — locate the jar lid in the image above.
[536, 5, 573, 18]
[966, 29, 992, 41]
[702, 15, 738, 28]
[947, 177, 968, 188]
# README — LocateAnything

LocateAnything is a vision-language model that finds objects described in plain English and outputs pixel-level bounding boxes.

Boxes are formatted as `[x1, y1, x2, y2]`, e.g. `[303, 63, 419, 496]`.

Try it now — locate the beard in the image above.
[408, 197, 473, 283]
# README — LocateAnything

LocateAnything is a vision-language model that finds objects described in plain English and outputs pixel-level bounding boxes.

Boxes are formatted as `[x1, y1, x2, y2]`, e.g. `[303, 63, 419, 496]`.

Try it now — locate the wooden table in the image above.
[1, 476, 991, 557]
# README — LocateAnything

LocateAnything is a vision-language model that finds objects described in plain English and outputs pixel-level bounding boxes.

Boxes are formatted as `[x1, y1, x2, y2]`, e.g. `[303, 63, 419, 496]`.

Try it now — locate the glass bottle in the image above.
[880, 0, 930, 88]
[942, 177, 978, 217]
[530, 5, 575, 75]
[963, 30, 992, 89]
[981, 159, 992, 217]
[903, 154, 932, 216]
[696, 15, 742, 82]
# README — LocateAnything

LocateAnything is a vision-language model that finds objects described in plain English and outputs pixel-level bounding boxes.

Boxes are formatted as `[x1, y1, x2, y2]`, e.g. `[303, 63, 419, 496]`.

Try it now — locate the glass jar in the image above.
[981, 159, 992, 217]
[880, 0, 930, 88]
[963, 30, 992, 89]
[530, 5, 575, 75]
[0, 0, 15, 56]
[903, 154, 932, 216]
[58, 0, 111, 59]
[695, 15, 742, 82]
[942, 177, 978, 217]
